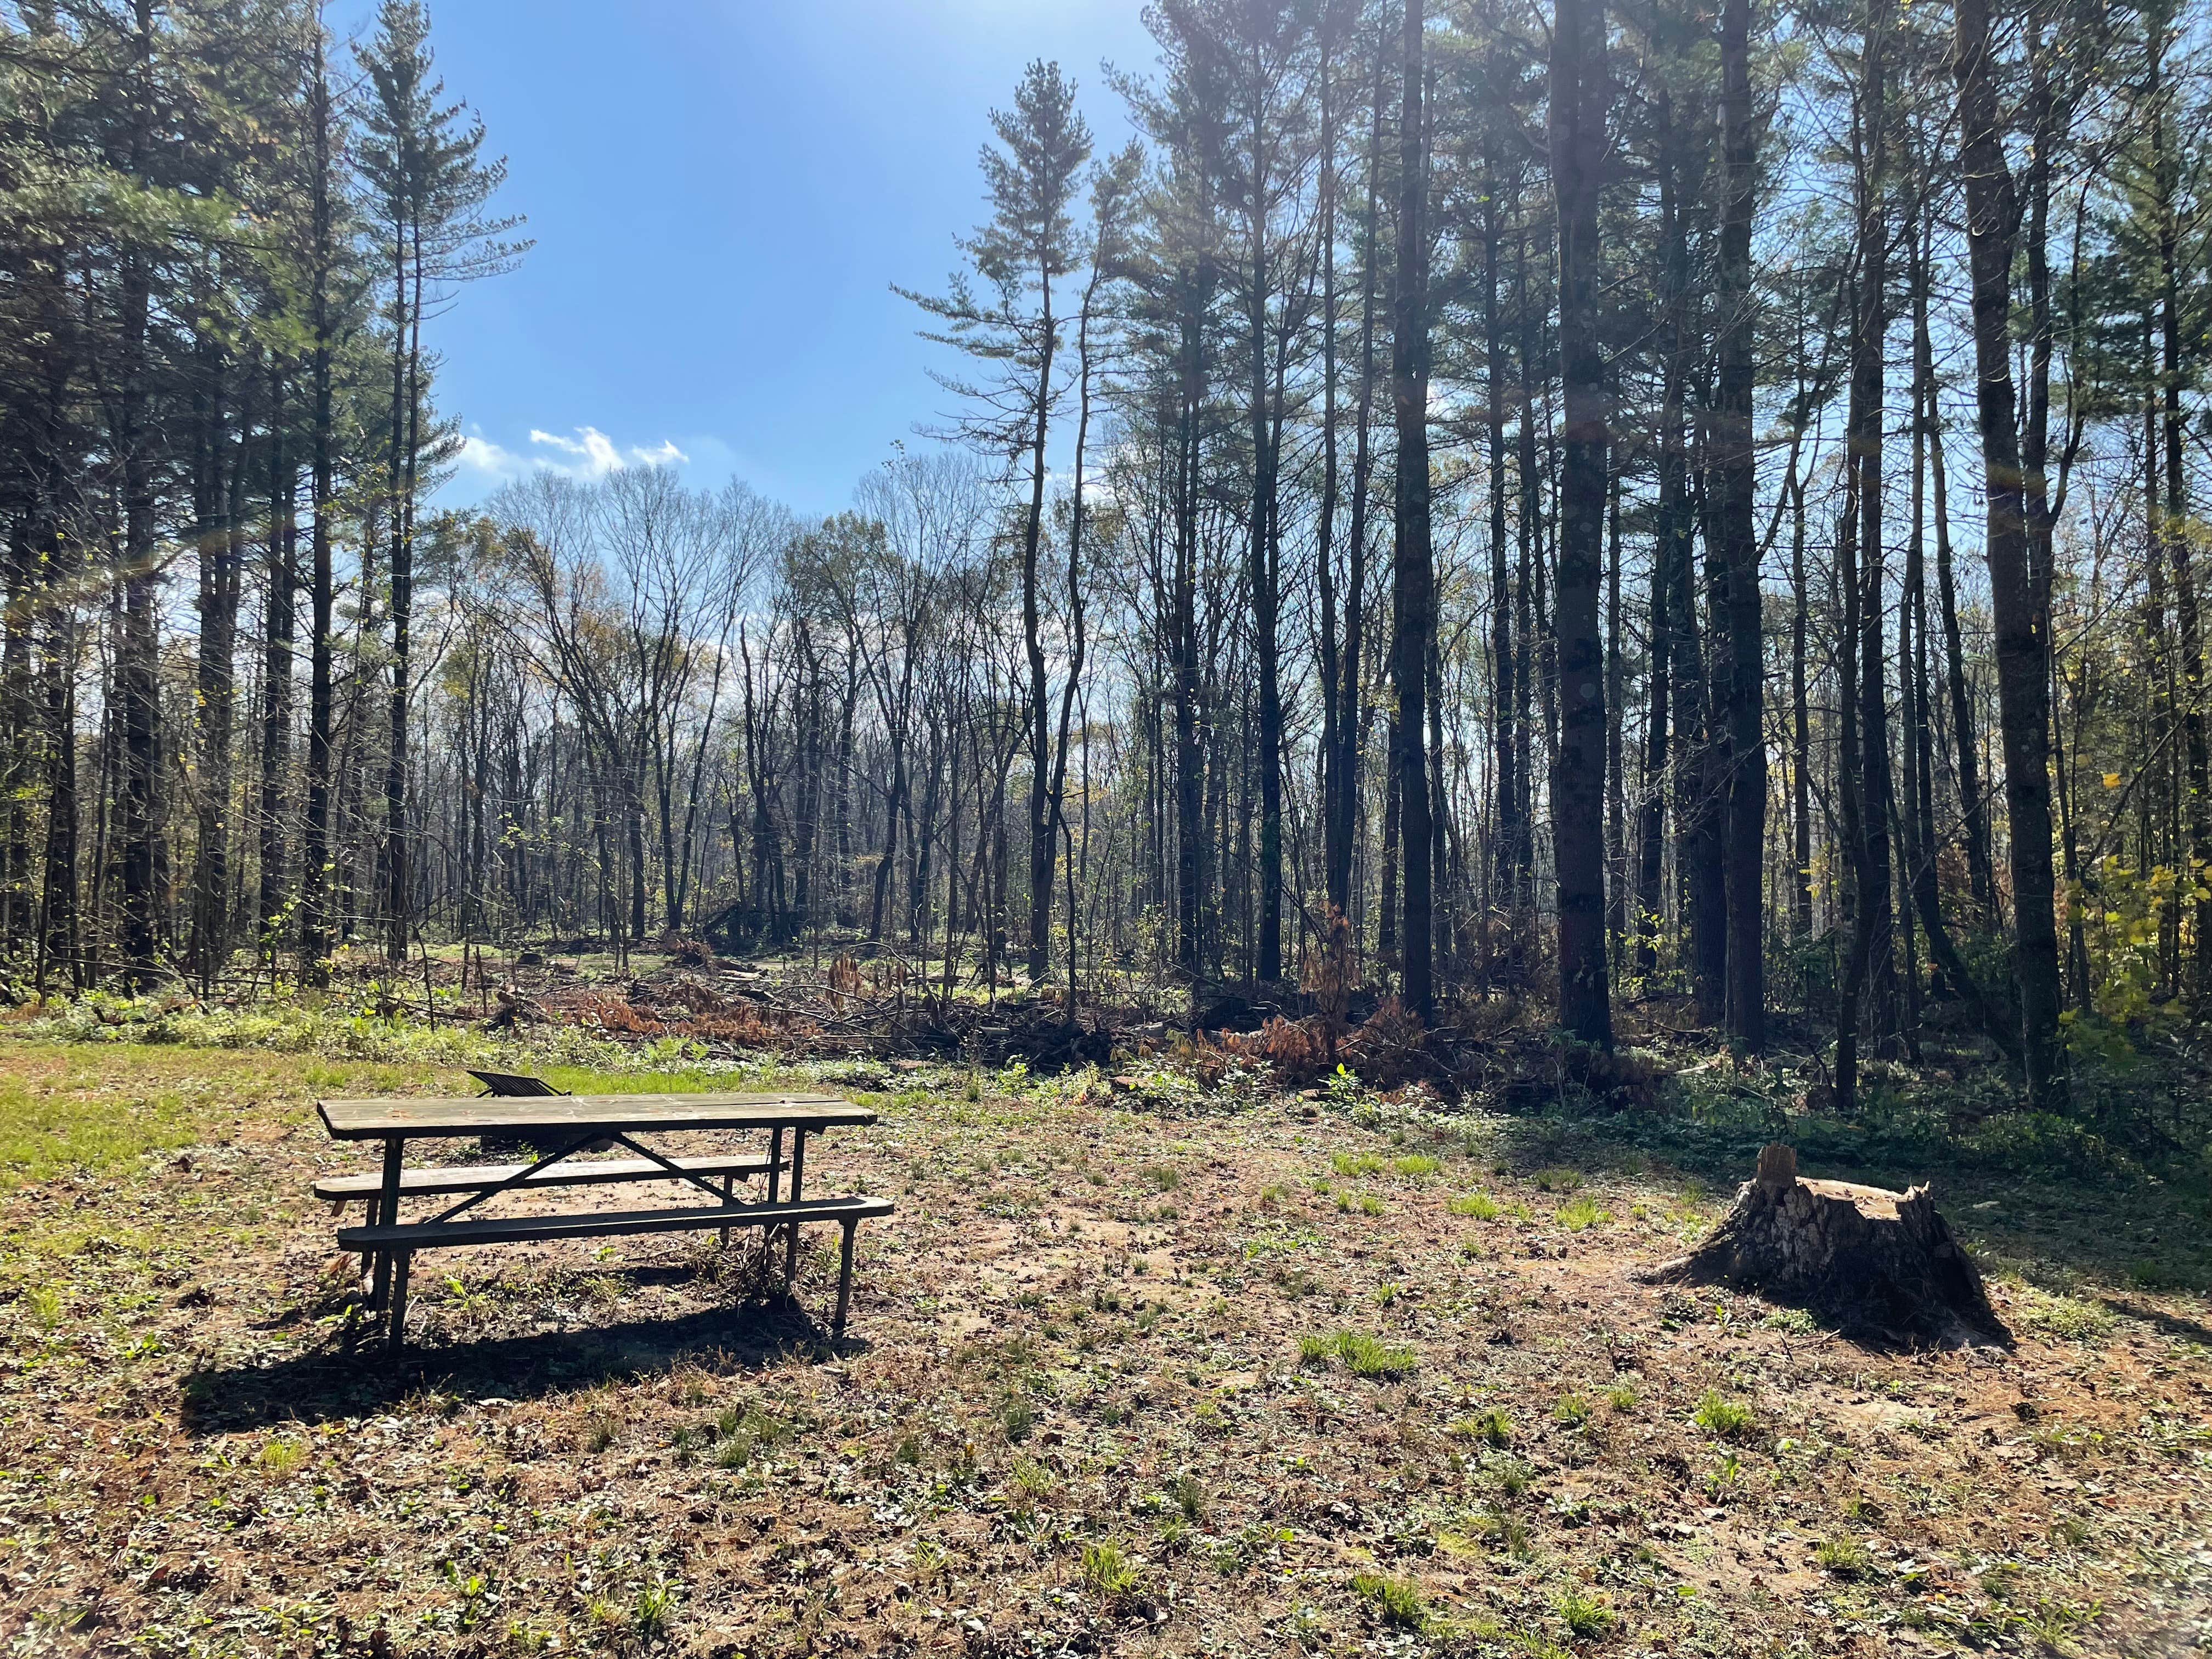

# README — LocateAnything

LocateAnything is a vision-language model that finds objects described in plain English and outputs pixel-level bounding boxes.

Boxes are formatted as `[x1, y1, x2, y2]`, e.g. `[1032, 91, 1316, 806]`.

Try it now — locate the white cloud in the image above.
[528, 426, 689, 478]
[457, 432, 529, 479]
[453, 425, 691, 488]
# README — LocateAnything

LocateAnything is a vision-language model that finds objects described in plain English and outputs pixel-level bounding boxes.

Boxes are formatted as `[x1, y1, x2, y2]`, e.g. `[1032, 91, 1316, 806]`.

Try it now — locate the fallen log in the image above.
[1639, 1144, 2010, 1348]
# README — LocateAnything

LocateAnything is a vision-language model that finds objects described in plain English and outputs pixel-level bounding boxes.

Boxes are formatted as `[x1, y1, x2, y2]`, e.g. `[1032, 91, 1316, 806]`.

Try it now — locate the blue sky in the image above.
[410, 0, 1156, 518]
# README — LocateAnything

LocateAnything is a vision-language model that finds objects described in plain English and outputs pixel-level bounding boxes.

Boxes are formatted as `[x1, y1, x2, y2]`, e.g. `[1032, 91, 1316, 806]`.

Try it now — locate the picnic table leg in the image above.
[369, 1136, 403, 1312]
[766, 1127, 783, 1204]
[386, 1250, 413, 1354]
[719, 1173, 733, 1249]
[834, 1215, 857, 1339]
[783, 1130, 808, 1289]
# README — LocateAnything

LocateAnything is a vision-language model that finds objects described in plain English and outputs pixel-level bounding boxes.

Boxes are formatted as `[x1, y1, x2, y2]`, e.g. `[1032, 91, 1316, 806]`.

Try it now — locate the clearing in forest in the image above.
[0, 1037, 2207, 1657]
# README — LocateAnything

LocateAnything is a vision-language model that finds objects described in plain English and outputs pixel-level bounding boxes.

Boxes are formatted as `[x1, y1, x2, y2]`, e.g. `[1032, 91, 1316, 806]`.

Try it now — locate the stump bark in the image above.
[1641, 1145, 2010, 1348]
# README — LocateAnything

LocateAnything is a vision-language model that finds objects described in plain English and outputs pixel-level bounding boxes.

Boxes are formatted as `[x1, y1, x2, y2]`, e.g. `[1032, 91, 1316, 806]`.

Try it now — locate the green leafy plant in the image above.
[1554, 1588, 1615, 1638]
[1692, 1389, 1752, 1437]
[1450, 1406, 1514, 1447]
[1350, 1571, 1426, 1630]
[1814, 1533, 1870, 1579]
[1556, 1196, 1611, 1231]
[1450, 1191, 1502, 1219]
[631, 1577, 678, 1641]
[1080, 1539, 1142, 1602]
[1330, 1330, 1419, 1379]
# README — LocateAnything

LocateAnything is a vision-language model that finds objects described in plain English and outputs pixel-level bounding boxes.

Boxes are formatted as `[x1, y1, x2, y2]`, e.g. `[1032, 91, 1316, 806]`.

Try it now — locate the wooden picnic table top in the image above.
[316, 1093, 875, 1142]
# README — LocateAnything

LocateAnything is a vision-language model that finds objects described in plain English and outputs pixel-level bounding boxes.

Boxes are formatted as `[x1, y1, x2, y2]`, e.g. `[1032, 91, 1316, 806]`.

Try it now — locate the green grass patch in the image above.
[1814, 1532, 1870, 1578]
[1450, 1191, 1502, 1219]
[1692, 1389, 1753, 1437]
[1350, 1571, 1426, 1629]
[1449, 1406, 1514, 1446]
[1300, 1329, 1419, 1379]
[1555, 1196, 1611, 1231]
[2011, 1285, 2118, 1344]
[1554, 1588, 1615, 1638]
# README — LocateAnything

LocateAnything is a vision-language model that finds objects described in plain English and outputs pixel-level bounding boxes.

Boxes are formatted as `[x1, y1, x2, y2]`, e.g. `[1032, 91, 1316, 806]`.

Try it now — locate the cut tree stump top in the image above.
[317, 1093, 871, 1141]
[1796, 1178, 1911, 1218]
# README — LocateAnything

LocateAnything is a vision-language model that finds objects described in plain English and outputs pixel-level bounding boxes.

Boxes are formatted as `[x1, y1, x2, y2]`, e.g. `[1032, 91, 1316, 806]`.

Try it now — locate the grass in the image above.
[2011, 1285, 2118, 1343]
[18, 1284, 61, 1327]
[1556, 1195, 1611, 1231]
[1080, 1539, 1142, 1601]
[1477, 1506, 1532, 1558]
[0, 1037, 765, 1195]
[0, 1044, 408, 1190]
[1814, 1533, 1871, 1578]
[1692, 1389, 1753, 1437]
[1485, 1455, 1532, 1499]
[1531, 1167, 1584, 1193]
[1350, 1571, 1426, 1630]
[1554, 1588, 1615, 1638]
[1300, 1329, 1419, 1379]
[1450, 1406, 1514, 1446]
[631, 1578, 678, 1640]
[1, 1026, 2198, 1659]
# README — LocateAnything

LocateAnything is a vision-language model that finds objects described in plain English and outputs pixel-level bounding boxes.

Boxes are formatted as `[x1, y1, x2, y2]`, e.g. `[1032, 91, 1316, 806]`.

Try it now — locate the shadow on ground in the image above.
[1479, 1105, 2212, 1299]
[179, 1297, 859, 1434]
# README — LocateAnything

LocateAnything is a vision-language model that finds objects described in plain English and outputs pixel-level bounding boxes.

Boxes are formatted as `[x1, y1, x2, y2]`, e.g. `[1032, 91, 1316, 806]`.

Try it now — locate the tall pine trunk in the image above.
[1391, 0, 1436, 1020]
[1953, 0, 2064, 1105]
[1548, 0, 1612, 1047]
[1717, 0, 1765, 1049]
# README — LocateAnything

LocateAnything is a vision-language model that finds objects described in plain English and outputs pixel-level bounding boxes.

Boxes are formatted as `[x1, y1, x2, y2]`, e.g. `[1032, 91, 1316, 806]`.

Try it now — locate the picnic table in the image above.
[315, 1092, 893, 1353]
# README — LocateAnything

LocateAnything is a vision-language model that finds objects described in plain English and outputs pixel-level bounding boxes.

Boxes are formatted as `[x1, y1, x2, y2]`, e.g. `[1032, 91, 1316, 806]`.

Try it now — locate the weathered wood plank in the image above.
[317, 1093, 871, 1139]
[339, 1194, 895, 1252]
[314, 1153, 778, 1203]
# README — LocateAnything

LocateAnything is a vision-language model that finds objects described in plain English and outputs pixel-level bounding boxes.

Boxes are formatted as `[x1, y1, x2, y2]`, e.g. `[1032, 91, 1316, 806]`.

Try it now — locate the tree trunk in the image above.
[1954, 0, 2064, 1105]
[301, 30, 338, 985]
[1717, 0, 1765, 1049]
[1391, 0, 1435, 1023]
[1548, 0, 1612, 1047]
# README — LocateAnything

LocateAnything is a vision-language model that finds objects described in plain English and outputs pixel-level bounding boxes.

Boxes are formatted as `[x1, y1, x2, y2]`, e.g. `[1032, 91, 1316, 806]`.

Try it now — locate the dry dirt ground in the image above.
[1, 1042, 2208, 1659]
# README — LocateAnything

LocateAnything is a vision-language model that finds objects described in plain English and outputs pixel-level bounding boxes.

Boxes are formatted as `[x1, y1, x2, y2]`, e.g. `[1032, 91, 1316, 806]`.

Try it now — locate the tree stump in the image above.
[1640, 1144, 2010, 1348]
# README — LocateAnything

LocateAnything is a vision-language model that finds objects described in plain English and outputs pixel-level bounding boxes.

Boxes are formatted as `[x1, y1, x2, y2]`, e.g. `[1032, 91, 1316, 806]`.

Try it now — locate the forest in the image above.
[5, 4, 2212, 1655]
[3, 0, 2211, 1133]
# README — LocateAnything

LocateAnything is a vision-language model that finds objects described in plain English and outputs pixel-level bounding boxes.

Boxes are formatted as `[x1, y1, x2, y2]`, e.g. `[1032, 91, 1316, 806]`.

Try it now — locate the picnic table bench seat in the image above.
[338, 1193, 892, 1252]
[315, 1090, 889, 1353]
[342, 1194, 894, 1345]
[313, 1152, 781, 1207]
